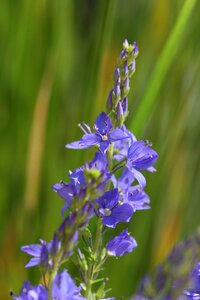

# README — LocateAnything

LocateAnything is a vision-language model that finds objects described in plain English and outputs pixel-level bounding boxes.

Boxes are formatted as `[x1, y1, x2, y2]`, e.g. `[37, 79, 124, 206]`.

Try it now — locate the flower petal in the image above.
[52, 182, 74, 207]
[21, 244, 42, 257]
[25, 257, 41, 268]
[94, 112, 112, 135]
[127, 167, 146, 189]
[102, 204, 133, 228]
[109, 128, 129, 141]
[127, 141, 158, 170]
[96, 189, 119, 210]
[65, 133, 100, 149]
[99, 140, 110, 153]
[106, 229, 137, 256]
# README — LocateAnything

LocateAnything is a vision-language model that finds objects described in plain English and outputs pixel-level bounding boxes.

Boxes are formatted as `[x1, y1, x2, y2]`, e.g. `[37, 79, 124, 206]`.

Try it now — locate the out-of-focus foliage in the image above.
[0, 0, 200, 299]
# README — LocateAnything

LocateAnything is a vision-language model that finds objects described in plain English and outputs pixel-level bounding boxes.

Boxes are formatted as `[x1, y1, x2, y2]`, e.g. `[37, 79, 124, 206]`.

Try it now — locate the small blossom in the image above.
[52, 269, 86, 300]
[184, 263, 200, 299]
[66, 112, 129, 154]
[113, 82, 121, 100]
[113, 125, 136, 161]
[69, 167, 86, 188]
[21, 240, 52, 269]
[114, 67, 120, 81]
[127, 141, 158, 188]
[52, 181, 75, 215]
[133, 41, 139, 56]
[127, 186, 150, 211]
[96, 189, 134, 228]
[106, 229, 137, 257]
[10, 281, 47, 300]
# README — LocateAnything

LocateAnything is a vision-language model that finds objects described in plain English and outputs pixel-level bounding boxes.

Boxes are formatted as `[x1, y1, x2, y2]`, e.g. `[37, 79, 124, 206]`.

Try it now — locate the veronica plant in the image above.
[132, 227, 200, 300]
[11, 40, 158, 300]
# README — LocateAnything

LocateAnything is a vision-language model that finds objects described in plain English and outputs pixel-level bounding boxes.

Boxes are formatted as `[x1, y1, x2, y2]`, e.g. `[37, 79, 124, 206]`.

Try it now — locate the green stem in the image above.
[85, 219, 103, 299]
[47, 268, 58, 299]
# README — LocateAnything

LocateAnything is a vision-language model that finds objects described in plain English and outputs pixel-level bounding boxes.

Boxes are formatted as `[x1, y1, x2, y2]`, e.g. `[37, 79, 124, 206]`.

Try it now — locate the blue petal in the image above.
[99, 140, 110, 153]
[106, 229, 137, 256]
[25, 257, 40, 268]
[128, 186, 150, 211]
[52, 182, 74, 206]
[89, 152, 108, 171]
[111, 203, 133, 222]
[118, 168, 135, 190]
[109, 128, 129, 141]
[97, 189, 119, 210]
[65, 133, 100, 149]
[69, 168, 86, 187]
[94, 112, 112, 135]
[127, 141, 158, 170]
[52, 270, 86, 299]
[128, 141, 145, 157]
[127, 167, 146, 189]
[21, 244, 41, 256]
[102, 204, 133, 228]
[147, 166, 156, 172]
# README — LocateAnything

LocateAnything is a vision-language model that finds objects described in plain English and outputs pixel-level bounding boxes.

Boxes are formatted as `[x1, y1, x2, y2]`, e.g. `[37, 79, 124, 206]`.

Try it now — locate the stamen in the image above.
[102, 135, 108, 141]
[104, 208, 111, 216]
[78, 123, 87, 134]
[82, 122, 91, 133]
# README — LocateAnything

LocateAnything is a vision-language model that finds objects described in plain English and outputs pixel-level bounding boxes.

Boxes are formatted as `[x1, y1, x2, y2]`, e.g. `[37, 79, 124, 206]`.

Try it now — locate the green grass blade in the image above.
[129, 0, 197, 135]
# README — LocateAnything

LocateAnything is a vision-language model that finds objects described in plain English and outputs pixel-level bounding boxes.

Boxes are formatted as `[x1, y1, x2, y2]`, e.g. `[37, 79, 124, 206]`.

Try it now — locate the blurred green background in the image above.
[1, 0, 200, 299]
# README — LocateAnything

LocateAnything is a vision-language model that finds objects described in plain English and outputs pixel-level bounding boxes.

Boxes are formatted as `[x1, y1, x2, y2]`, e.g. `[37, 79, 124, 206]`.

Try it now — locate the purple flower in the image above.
[11, 281, 48, 300]
[127, 141, 158, 188]
[52, 269, 86, 300]
[11, 270, 86, 300]
[113, 125, 136, 161]
[21, 240, 52, 268]
[52, 181, 75, 215]
[184, 263, 200, 299]
[112, 168, 135, 192]
[112, 169, 150, 211]
[133, 41, 139, 56]
[53, 167, 87, 215]
[69, 167, 86, 188]
[114, 67, 120, 80]
[96, 189, 134, 228]
[65, 112, 129, 153]
[88, 151, 108, 173]
[127, 186, 150, 211]
[106, 229, 137, 257]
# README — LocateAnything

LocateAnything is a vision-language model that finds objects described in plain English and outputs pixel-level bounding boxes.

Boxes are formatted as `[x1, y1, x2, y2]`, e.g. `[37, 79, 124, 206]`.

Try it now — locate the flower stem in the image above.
[85, 218, 103, 300]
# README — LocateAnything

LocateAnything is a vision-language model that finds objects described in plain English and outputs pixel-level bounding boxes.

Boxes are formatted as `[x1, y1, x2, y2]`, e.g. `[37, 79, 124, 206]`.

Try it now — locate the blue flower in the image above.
[11, 281, 48, 300]
[96, 189, 134, 228]
[52, 181, 75, 215]
[112, 168, 150, 211]
[52, 269, 86, 300]
[65, 112, 129, 153]
[11, 270, 86, 300]
[127, 141, 158, 188]
[127, 186, 150, 211]
[113, 125, 136, 161]
[69, 167, 86, 188]
[88, 151, 108, 172]
[21, 240, 52, 268]
[106, 229, 137, 257]
[184, 262, 200, 299]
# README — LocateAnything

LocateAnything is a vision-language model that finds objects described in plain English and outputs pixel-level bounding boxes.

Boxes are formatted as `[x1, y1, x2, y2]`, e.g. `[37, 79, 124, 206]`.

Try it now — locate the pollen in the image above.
[102, 135, 108, 141]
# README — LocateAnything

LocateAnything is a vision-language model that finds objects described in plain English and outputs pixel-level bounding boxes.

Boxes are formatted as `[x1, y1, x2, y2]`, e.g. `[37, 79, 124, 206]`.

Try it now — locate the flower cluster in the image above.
[11, 40, 158, 299]
[132, 227, 200, 300]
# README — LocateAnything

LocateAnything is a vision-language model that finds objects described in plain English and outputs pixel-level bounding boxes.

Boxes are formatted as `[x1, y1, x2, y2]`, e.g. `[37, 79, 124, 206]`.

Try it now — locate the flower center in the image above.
[104, 208, 111, 216]
[102, 135, 108, 141]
